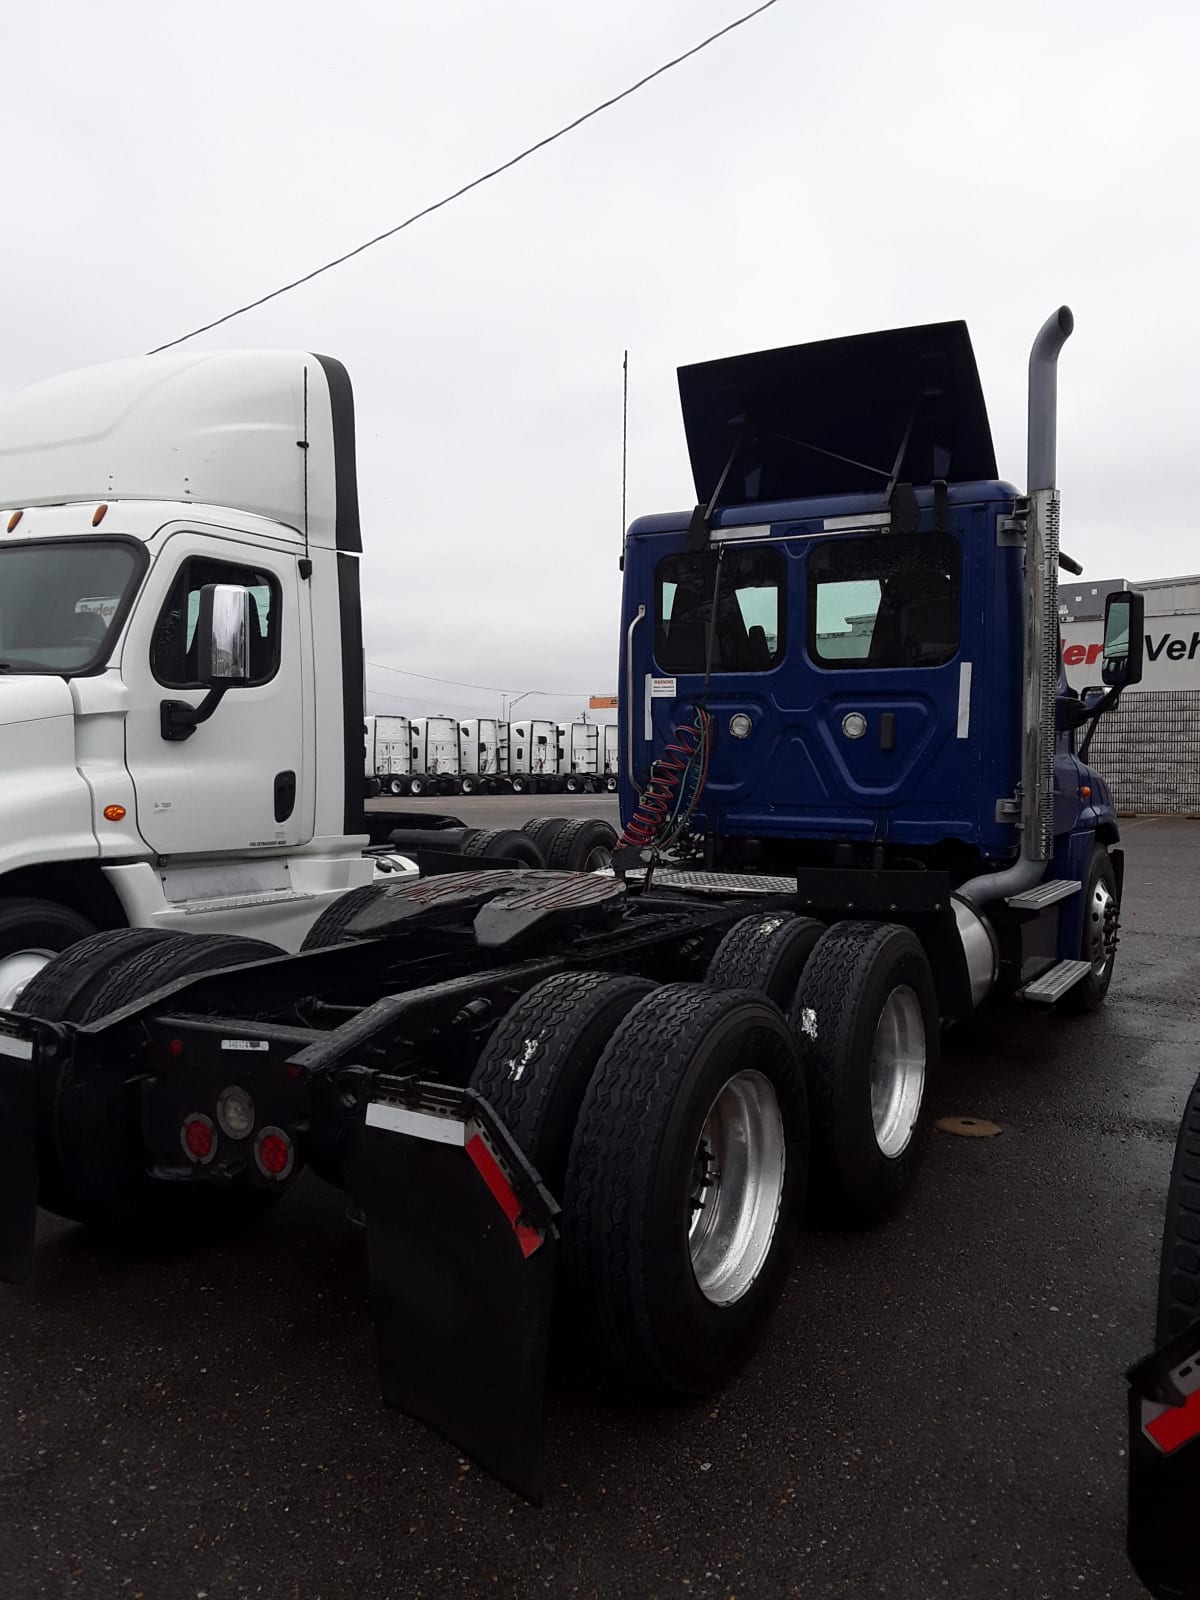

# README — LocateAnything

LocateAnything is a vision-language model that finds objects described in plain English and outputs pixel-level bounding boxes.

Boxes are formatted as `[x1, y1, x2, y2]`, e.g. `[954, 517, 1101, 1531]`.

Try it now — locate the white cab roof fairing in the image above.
[0, 350, 361, 553]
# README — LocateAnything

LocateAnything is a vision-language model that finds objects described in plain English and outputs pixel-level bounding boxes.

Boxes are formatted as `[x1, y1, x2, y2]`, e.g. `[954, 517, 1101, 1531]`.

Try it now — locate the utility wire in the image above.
[367, 660, 592, 697]
[147, 1, 782, 354]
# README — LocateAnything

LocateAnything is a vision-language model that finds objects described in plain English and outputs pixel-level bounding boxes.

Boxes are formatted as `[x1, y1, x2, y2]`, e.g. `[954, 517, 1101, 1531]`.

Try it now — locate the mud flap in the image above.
[358, 1078, 560, 1503]
[0, 1014, 40, 1284]
[1127, 1317, 1200, 1599]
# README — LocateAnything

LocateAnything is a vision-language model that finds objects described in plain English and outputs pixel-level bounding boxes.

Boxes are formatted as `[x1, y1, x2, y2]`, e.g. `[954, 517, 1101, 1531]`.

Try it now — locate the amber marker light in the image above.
[92, 503, 108, 526]
[103, 804, 127, 822]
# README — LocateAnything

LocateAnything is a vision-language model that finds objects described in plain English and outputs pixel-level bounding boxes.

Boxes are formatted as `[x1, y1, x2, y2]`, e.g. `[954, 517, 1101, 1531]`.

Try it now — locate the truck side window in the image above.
[808, 532, 961, 670]
[655, 547, 784, 674]
[151, 557, 282, 689]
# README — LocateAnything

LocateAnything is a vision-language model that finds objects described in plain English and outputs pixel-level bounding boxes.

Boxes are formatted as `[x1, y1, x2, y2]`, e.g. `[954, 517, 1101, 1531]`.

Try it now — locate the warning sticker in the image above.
[650, 677, 677, 698]
[221, 1039, 270, 1052]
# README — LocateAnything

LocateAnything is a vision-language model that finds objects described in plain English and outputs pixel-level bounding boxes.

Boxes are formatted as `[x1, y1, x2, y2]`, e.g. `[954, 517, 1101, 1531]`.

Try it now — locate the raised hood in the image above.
[677, 321, 997, 508]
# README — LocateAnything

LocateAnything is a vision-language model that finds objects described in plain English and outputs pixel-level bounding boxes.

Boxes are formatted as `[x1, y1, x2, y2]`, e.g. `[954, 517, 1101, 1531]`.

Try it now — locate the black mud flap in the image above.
[358, 1078, 560, 1503]
[0, 1013, 40, 1284]
[1127, 1317, 1200, 1599]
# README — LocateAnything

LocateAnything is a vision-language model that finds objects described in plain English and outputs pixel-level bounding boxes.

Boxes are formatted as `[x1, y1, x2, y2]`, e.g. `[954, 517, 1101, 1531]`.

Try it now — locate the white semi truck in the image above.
[0, 350, 429, 1006]
[364, 714, 412, 795]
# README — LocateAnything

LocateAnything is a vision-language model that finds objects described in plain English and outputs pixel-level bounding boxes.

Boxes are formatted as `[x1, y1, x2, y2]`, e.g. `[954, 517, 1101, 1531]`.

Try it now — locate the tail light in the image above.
[181, 1113, 216, 1164]
[254, 1126, 294, 1181]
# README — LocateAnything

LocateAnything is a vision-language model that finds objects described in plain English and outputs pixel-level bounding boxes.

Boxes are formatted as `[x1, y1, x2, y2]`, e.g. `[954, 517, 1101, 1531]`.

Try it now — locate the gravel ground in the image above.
[0, 815, 1196, 1600]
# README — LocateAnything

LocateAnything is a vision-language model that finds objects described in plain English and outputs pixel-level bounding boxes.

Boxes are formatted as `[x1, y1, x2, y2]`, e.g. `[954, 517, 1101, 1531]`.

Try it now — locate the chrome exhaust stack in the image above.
[956, 308, 1074, 932]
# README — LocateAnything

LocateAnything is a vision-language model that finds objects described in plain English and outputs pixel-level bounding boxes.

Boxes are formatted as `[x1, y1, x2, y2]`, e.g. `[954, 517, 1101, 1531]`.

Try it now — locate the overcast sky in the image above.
[6, 0, 1198, 725]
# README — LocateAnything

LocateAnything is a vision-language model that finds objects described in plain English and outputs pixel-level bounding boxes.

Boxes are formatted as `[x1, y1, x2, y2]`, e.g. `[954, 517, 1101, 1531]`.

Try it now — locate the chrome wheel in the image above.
[0, 948, 55, 1010]
[583, 846, 613, 871]
[1086, 876, 1117, 976]
[687, 1069, 786, 1306]
[869, 984, 926, 1159]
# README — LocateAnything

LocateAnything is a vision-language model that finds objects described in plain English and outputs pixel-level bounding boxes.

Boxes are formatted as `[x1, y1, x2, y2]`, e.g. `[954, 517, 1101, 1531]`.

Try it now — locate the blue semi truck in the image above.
[0, 311, 1155, 1506]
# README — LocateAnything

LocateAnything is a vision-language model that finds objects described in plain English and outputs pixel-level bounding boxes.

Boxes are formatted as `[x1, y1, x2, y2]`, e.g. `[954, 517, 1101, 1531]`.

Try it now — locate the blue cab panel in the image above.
[620, 483, 1028, 856]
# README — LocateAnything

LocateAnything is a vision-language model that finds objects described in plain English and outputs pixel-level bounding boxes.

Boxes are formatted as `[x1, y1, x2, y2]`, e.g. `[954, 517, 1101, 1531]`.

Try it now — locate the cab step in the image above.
[1019, 958, 1093, 1004]
[1006, 878, 1081, 912]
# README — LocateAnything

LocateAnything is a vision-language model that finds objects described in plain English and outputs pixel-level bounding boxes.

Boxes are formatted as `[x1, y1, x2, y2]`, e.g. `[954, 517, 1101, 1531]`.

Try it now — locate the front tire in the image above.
[0, 898, 98, 1011]
[789, 921, 938, 1227]
[564, 985, 808, 1394]
[1063, 845, 1120, 1013]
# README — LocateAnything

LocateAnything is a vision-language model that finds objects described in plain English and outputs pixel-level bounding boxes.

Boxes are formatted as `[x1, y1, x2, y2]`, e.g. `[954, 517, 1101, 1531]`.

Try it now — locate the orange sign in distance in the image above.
[588, 695, 618, 710]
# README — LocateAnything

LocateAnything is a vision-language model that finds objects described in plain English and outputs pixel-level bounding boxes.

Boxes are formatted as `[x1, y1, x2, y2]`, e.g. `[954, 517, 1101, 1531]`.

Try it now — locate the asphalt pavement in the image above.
[1, 812, 1197, 1600]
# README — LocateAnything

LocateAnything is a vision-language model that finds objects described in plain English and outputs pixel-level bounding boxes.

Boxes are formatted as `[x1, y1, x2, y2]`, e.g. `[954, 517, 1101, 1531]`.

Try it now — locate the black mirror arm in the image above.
[1077, 686, 1123, 762]
[160, 685, 229, 742]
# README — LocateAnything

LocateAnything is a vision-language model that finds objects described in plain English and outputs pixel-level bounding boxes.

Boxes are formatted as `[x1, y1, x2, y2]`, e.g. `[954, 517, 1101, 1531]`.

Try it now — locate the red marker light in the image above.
[168, 1037, 185, 1058]
[181, 1113, 215, 1163]
[254, 1126, 294, 1180]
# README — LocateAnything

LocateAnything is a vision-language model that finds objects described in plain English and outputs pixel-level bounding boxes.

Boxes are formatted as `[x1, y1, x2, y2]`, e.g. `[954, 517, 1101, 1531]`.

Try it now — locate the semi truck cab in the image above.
[620, 313, 1143, 1010]
[0, 350, 377, 1002]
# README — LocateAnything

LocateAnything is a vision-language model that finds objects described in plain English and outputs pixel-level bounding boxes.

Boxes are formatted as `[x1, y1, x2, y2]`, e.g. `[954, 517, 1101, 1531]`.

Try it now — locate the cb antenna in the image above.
[619, 349, 629, 570]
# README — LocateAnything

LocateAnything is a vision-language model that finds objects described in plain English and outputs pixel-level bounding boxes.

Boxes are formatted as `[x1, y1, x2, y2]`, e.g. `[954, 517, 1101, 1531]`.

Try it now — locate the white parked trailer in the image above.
[603, 724, 619, 791]
[364, 714, 412, 796]
[409, 715, 461, 795]
[457, 719, 510, 794]
[557, 721, 600, 793]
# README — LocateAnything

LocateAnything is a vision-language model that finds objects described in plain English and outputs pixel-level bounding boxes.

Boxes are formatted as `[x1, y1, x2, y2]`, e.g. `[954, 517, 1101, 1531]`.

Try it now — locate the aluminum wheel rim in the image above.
[687, 1068, 786, 1306]
[0, 948, 55, 1011]
[1086, 877, 1117, 975]
[583, 846, 612, 871]
[869, 984, 926, 1159]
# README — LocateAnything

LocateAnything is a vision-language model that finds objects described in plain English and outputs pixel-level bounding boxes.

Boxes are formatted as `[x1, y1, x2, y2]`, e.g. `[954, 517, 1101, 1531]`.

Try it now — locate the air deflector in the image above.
[678, 321, 997, 506]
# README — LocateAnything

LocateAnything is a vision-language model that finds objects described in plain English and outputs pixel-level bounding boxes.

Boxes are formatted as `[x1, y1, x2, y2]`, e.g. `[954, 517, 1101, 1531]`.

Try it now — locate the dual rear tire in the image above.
[16, 929, 285, 1235]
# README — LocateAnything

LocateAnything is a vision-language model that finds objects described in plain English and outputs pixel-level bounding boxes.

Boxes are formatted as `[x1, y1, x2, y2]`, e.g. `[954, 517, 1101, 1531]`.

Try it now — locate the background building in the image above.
[1060, 573, 1200, 814]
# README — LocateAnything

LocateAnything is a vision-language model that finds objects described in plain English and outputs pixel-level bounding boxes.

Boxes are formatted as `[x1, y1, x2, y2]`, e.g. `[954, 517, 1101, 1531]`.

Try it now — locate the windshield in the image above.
[0, 539, 145, 674]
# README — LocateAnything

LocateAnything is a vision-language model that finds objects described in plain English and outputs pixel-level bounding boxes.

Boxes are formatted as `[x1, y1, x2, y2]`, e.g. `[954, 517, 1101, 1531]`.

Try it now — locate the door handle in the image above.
[625, 605, 646, 781]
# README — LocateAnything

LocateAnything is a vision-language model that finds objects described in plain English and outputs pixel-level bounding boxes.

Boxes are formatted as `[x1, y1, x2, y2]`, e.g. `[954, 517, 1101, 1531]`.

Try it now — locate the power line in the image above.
[147, 1, 782, 354]
[367, 660, 592, 697]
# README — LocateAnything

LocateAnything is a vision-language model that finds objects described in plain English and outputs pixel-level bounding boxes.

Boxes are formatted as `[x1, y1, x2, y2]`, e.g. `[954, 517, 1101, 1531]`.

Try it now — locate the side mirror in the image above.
[1102, 590, 1144, 688]
[196, 584, 252, 685]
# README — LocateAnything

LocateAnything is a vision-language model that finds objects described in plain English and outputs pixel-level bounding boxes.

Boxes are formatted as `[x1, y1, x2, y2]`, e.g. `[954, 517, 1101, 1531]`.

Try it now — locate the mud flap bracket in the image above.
[357, 1078, 560, 1503]
[1127, 1317, 1200, 1599]
[0, 1014, 42, 1285]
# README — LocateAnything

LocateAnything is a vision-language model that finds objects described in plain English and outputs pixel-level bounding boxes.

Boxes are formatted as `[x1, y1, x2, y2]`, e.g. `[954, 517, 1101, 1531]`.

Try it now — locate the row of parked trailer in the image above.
[364, 714, 618, 797]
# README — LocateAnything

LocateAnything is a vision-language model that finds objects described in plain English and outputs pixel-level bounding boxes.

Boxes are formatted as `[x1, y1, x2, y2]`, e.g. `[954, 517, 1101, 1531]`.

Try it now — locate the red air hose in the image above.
[619, 713, 708, 849]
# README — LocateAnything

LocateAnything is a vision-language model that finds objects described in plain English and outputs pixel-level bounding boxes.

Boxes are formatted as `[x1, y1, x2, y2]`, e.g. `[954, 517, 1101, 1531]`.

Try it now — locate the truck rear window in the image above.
[655, 547, 784, 674]
[807, 532, 961, 669]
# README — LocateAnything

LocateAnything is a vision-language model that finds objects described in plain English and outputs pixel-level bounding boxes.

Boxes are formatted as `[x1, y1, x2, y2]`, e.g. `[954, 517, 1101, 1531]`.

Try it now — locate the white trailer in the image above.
[409, 715, 461, 795]
[364, 714, 412, 796]
[508, 719, 562, 793]
[557, 721, 600, 793]
[602, 723, 619, 792]
[457, 719, 510, 795]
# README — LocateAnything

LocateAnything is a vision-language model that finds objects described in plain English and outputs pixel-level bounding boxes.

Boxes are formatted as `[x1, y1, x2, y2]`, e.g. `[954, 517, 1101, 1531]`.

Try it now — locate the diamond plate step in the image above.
[1020, 958, 1092, 1004]
[1006, 879, 1081, 912]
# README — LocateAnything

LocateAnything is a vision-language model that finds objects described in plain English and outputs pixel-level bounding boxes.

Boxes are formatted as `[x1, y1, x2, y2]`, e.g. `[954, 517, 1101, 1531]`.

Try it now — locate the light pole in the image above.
[502, 691, 534, 721]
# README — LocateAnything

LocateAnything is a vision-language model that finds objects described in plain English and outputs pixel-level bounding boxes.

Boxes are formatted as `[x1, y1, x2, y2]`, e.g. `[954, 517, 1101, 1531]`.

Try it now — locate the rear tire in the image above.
[408, 773, 429, 797]
[546, 818, 618, 872]
[460, 775, 478, 796]
[469, 971, 657, 1198]
[459, 828, 544, 868]
[21, 931, 284, 1233]
[511, 775, 529, 795]
[564, 985, 808, 1394]
[789, 921, 937, 1227]
[1156, 1071, 1200, 1342]
[301, 884, 393, 950]
[706, 912, 825, 1011]
[520, 816, 571, 858]
[387, 776, 405, 797]
[0, 898, 99, 1011]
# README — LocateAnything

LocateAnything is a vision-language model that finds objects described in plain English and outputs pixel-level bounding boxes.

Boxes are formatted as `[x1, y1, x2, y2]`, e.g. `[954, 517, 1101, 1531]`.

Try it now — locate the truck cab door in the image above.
[120, 530, 314, 857]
